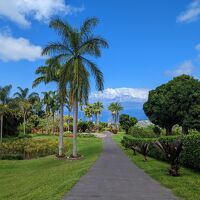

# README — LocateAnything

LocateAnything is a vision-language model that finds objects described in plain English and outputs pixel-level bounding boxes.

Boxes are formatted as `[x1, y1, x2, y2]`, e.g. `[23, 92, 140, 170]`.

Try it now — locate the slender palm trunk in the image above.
[58, 103, 64, 156]
[46, 112, 49, 134]
[23, 113, 26, 135]
[97, 113, 100, 132]
[73, 100, 78, 157]
[0, 114, 3, 142]
[52, 113, 55, 135]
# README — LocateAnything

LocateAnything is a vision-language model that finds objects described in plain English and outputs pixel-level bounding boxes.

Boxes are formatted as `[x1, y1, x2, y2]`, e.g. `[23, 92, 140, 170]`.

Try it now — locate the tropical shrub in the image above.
[0, 138, 70, 160]
[122, 134, 200, 172]
[78, 121, 89, 132]
[180, 134, 200, 170]
[155, 138, 183, 176]
[128, 126, 156, 138]
[78, 133, 96, 138]
[121, 136, 154, 159]
[152, 126, 161, 136]
[119, 114, 138, 134]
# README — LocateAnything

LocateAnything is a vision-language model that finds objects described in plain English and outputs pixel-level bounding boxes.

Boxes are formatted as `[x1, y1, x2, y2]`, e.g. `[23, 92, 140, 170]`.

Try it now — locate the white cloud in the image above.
[165, 60, 194, 77]
[177, 0, 200, 23]
[0, 0, 84, 27]
[0, 33, 43, 61]
[90, 88, 149, 103]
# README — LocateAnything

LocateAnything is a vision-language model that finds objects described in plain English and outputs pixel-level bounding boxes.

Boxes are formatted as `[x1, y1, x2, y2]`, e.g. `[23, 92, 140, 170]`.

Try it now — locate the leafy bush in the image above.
[78, 121, 89, 132]
[0, 138, 70, 160]
[122, 134, 200, 171]
[119, 114, 138, 134]
[78, 133, 96, 138]
[99, 122, 108, 128]
[155, 138, 183, 176]
[128, 126, 156, 138]
[122, 136, 153, 161]
[180, 134, 200, 170]
[152, 126, 161, 136]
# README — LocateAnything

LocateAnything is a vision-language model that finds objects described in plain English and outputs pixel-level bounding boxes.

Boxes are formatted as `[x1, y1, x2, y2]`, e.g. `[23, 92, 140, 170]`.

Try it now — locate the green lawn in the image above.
[0, 136, 103, 200]
[113, 133, 200, 200]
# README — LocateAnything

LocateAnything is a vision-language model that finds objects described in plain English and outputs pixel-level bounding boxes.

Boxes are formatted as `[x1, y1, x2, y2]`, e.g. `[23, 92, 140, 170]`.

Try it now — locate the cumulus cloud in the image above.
[0, 33, 43, 61]
[165, 60, 194, 77]
[90, 88, 149, 103]
[0, 0, 84, 27]
[177, 0, 200, 23]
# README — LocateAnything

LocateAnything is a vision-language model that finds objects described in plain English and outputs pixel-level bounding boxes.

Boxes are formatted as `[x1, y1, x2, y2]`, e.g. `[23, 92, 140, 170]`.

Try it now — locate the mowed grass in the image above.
[113, 133, 200, 200]
[0, 136, 103, 200]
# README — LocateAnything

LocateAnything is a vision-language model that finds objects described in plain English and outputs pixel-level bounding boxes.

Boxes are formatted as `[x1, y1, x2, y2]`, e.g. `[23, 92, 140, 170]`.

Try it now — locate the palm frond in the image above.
[80, 17, 99, 36]
[82, 57, 104, 91]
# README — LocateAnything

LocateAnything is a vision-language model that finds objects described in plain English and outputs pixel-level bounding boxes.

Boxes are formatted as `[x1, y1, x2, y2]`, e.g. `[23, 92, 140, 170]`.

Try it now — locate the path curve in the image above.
[63, 132, 179, 200]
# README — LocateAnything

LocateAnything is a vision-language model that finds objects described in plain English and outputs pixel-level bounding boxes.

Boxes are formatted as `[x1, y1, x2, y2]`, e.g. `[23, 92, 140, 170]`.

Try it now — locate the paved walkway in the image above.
[63, 132, 179, 200]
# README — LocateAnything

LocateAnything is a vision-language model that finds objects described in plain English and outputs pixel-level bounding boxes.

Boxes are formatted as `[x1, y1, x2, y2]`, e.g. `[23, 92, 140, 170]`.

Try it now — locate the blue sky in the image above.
[1, 0, 200, 119]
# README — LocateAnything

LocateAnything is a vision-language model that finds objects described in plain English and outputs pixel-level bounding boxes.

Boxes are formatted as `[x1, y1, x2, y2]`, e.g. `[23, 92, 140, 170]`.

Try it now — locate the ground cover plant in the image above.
[0, 137, 70, 160]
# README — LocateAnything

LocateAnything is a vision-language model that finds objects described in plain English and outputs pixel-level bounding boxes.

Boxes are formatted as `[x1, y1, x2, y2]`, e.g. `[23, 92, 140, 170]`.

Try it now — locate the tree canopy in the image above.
[144, 75, 200, 135]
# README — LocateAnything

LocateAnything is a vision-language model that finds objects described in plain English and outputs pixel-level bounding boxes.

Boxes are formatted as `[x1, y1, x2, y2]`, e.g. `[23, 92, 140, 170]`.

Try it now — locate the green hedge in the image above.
[121, 134, 200, 171]
[0, 138, 70, 160]
[128, 126, 157, 138]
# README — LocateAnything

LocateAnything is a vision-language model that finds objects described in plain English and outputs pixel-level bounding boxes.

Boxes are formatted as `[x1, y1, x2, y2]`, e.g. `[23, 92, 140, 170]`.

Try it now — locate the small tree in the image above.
[14, 87, 39, 135]
[119, 114, 137, 134]
[144, 75, 200, 135]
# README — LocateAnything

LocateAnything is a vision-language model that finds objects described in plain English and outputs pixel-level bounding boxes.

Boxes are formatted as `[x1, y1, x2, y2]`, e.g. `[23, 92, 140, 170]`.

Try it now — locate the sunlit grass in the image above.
[0, 136, 103, 200]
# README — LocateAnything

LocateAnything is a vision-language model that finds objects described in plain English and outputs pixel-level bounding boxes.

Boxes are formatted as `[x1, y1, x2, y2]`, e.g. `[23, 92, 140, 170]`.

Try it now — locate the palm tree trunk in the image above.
[97, 113, 100, 132]
[0, 114, 3, 142]
[58, 103, 64, 156]
[73, 100, 78, 157]
[46, 113, 49, 134]
[23, 113, 26, 135]
[52, 113, 55, 135]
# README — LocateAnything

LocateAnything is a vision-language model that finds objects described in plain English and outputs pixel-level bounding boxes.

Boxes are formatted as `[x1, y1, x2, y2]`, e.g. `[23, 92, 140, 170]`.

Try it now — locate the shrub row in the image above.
[121, 134, 200, 171]
[128, 126, 158, 138]
[0, 138, 70, 160]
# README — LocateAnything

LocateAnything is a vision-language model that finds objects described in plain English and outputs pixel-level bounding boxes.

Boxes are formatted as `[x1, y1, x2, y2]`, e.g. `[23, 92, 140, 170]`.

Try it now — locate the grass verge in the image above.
[113, 133, 200, 200]
[0, 136, 102, 200]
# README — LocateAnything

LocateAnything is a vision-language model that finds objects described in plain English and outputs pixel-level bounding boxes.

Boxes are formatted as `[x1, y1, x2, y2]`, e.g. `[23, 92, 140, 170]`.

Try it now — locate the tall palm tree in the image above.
[14, 87, 39, 135]
[0, 85, 12, 142]
[33, 58, 66, 156]
[42, 17, 108, 157]
[83, 104, 94, 121]
[93, 102, 104, 125]
[108, 102, 123, 127]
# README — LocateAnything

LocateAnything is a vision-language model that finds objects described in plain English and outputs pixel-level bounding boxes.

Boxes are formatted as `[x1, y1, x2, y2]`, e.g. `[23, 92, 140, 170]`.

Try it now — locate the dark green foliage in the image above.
[144, 75, 200, 135]
[128, 126, 156, 138]
[119, 114, 137, 134]
[122, 134, 200, 172]
[4, 112, 22, 137]
[153, 126, 161, 136]
[180, 134, 200, 170]
[121, 136, 154, 160]
[0, 138, 70, 160]
[155, 139, 183, 176]
[78, 121, 89, 132]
